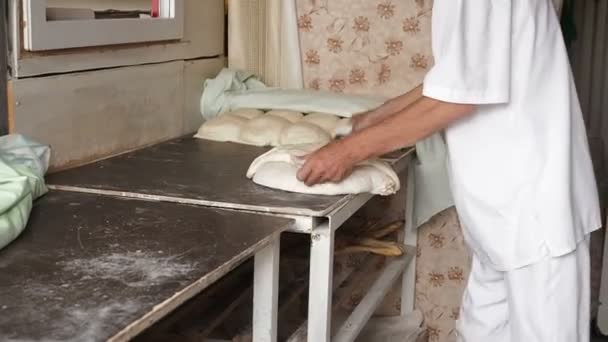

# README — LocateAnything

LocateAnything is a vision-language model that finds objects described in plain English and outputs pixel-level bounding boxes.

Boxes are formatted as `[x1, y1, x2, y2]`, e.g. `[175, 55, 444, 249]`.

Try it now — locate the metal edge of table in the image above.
[47, 142, 415, 221]
[108, 222, 292, 342]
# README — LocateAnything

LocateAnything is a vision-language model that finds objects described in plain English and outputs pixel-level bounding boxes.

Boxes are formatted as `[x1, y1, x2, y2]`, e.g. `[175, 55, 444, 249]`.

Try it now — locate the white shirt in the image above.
[423, 0, 602, 270]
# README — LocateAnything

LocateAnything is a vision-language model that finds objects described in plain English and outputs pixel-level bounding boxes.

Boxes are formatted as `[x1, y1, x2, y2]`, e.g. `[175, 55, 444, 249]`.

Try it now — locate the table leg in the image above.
[253, 237, 281, 342]
[307, 223, 334, 342]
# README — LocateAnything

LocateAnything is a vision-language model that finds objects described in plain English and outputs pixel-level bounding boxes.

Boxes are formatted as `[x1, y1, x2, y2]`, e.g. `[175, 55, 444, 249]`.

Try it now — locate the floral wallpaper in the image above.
[297, 0, 433, 98]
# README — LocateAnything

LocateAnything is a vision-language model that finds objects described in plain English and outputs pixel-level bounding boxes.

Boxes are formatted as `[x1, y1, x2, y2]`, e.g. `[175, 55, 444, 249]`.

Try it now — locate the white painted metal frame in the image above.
[21, 0, 184, 51]
[282, 153, 417, 342]
[253, 238, 281, 342]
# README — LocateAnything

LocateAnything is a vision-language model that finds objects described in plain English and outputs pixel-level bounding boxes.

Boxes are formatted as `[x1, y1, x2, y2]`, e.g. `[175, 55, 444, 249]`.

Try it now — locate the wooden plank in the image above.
[12, 61, 186, 169]
[10, 0, 224, 77]
[287, 255, 383, 342]
[0, 191, 292, 342]
[333, 252, 414, 342]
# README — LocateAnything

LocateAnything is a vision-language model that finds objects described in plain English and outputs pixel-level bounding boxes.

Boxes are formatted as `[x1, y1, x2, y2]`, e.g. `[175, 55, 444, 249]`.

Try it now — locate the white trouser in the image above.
[457, 239, 590, 342]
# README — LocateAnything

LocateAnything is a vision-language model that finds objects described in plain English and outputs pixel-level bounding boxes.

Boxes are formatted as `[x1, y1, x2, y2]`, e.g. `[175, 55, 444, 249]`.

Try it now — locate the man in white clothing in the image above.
[297, 0, 602, 341]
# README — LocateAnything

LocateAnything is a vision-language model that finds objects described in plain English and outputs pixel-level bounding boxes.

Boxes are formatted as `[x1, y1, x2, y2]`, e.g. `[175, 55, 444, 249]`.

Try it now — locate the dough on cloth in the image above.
[279, 122, 331, 145]
[239, 116, 291, 146]
[302, 113, 341, 132]
[267, 110, 304, 123]
[194, 114, 246, 142]
[246, 144, 400, 196]
[230, 108, 264, 120]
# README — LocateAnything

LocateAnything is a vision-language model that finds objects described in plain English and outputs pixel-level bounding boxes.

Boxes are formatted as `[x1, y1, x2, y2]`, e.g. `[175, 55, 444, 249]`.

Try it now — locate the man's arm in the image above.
[297, 96, 475, 186]
[348, 97, 473, 160]
[352, 85, 423, 132]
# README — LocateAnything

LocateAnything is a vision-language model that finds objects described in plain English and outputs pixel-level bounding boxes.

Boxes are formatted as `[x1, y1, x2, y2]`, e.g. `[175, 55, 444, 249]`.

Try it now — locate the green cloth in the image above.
[0, 135, 50, 251]
[200, 68, 385, 119]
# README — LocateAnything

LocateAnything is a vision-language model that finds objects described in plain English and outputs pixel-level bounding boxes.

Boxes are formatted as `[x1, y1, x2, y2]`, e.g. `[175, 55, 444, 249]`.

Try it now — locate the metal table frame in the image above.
[275, 152, 417, 342]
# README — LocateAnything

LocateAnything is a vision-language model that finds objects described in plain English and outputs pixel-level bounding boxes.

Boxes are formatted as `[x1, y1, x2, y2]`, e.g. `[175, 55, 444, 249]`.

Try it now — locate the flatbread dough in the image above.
[267, 110, 304, 123]
[279, 122, 331, 146]
[230, 108, 264, 120]
[194, 114, 246, 142]
[333, 118, 353, 138]
[302, 113, 341, 132]
[246, 144, 400, 196]
[239, 116, 291, 146]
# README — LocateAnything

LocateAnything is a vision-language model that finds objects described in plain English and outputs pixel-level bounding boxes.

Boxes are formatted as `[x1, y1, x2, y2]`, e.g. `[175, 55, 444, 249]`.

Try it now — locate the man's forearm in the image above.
[345, 96, 475, 162]
[353, 85, 423, 131]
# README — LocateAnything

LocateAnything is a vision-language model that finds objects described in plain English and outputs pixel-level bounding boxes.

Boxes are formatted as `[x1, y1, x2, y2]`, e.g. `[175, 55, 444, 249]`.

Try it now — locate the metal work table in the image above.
[47, 137, 418, 342]
[0, 191, 291, 342]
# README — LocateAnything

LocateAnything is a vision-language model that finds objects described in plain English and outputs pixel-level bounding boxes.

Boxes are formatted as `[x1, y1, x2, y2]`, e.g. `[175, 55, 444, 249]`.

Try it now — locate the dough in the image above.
[279, 122, 332, 146]
[239, 116, 291, 146]
[194, 114, 247, 142]
[246, 144, 400, 196]
[333, 118, 353, 138]
[267, 110, 304, 123]
[302, 113, 341, 132]
[230, 108, 264, 120]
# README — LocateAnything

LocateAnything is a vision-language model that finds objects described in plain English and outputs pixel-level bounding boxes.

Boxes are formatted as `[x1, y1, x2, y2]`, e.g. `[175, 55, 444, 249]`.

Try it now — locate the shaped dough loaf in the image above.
[267, 110, 304, 123]
[302, 113, 341, 132]
[230, 108, 264, 120]
[246, 144, 400, 196]
[239, 116, 291, 146]
[194, 114, 247, 142]
[279, 122, 331, 146]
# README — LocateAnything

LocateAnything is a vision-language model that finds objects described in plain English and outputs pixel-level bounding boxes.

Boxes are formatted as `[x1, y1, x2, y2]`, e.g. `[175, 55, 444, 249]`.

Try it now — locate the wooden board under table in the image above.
[0, 191, 292, 341]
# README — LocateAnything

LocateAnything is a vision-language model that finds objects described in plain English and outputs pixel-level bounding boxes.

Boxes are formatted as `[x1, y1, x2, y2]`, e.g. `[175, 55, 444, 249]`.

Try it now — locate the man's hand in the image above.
[296, 140, 359, 186]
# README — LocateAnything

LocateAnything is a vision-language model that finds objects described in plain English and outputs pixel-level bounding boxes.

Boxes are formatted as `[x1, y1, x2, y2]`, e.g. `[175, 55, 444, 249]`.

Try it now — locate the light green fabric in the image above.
[0, 135, 50, 250]
[200, 68, 385, 119]
[200, 69, 454, 227]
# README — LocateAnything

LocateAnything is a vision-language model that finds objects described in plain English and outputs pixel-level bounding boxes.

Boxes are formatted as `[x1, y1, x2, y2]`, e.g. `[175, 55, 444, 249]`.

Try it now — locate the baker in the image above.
[297, 0, 601, 341]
